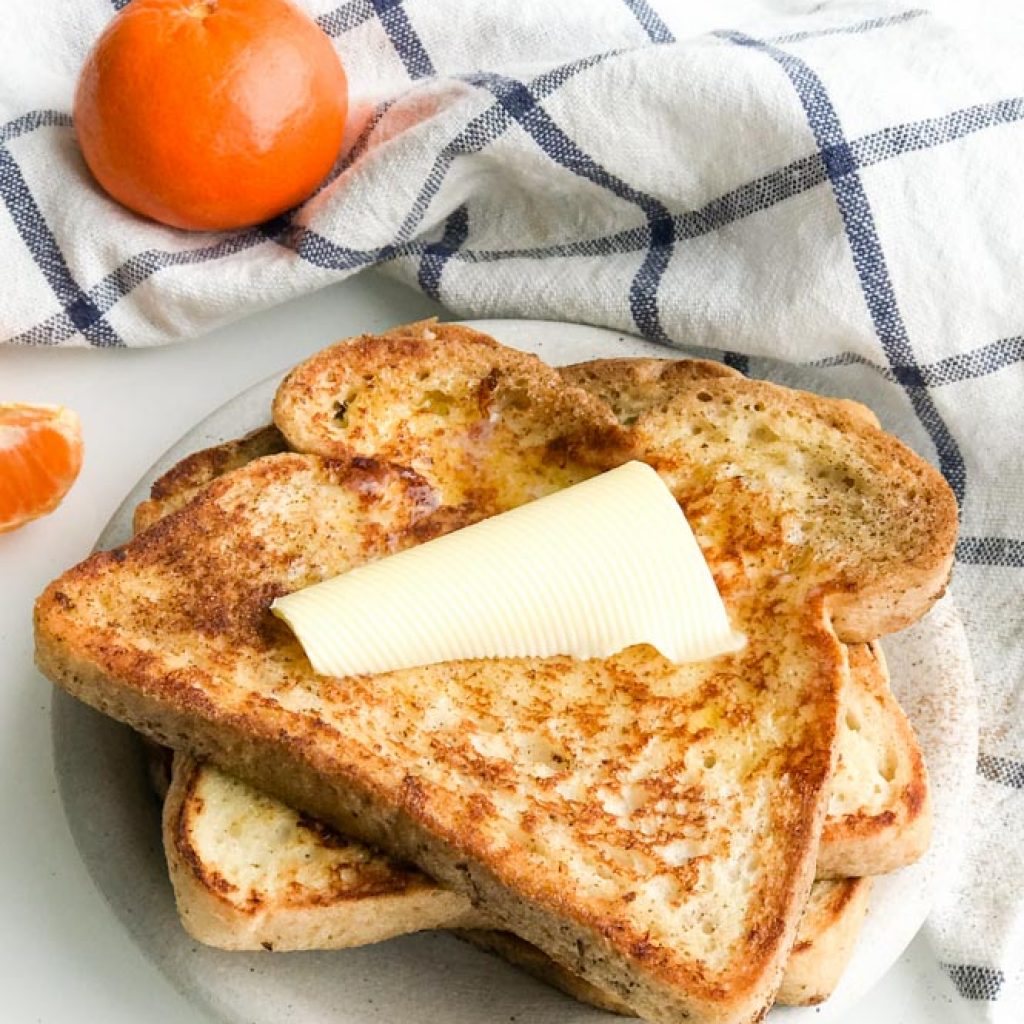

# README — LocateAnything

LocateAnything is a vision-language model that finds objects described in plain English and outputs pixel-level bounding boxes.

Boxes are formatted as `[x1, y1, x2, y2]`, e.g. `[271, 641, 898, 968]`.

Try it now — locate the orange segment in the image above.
[0, 403, 84, 534]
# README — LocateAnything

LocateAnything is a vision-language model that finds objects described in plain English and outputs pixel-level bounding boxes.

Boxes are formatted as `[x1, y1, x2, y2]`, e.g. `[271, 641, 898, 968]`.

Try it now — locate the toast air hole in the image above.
[419, 391, 454, 415]
[332, 399, 349, 426]
[499, 388, 532, 413]
[696, 391, 713, 402]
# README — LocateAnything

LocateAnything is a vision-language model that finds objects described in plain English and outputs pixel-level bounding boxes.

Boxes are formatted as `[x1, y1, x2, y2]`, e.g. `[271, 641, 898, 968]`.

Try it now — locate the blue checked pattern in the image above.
[718, 27, 967, 503]
[3, 1, 1023, 1019]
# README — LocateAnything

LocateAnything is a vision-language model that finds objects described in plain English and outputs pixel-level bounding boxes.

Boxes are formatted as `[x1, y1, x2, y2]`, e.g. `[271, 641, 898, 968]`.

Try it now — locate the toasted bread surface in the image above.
[819, 643, 932, 877]
[165, 752, 486, 950]
[559, 357, 741, 427]
[775, 877, 873, 1006]
[37, 324, 954, 1024]
[632, 380, 956, 642]
[160, 643, 917, 950]
[164, 752, 868, 1008]
[139, 358, 933, 886]
[272, 320, 625, 509]
[559, 356, 879, 433]
[560, 359, 933, 876]
[273, 329, 954, 644]
[458, 875, 871, 1013]
[134, 425, 288, 534]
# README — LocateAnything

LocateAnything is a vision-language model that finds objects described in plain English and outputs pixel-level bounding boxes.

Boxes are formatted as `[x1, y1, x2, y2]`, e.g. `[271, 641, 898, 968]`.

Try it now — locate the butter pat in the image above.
[272, 461, 744, 677]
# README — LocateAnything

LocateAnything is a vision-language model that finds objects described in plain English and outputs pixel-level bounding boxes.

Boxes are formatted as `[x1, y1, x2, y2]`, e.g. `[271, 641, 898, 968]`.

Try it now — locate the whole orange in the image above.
[74, 0, 348, 231]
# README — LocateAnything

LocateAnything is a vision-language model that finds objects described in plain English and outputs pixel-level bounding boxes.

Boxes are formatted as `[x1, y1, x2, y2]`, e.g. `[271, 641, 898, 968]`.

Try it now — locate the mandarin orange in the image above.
[0, 404, 84, 534]
[74, 0, 348, 231]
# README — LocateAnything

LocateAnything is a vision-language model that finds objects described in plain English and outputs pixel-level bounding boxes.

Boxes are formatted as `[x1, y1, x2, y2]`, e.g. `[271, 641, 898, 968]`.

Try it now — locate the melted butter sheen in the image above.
[272, 461, 745, 677]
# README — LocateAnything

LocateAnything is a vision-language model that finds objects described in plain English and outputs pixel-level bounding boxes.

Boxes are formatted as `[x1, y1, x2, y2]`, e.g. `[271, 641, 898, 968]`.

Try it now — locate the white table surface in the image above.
[0, 271, 969, 1024]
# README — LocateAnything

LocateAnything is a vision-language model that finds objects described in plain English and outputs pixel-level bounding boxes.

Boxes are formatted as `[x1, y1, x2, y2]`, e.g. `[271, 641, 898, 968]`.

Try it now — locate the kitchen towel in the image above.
[2, 0, 1022, 1020]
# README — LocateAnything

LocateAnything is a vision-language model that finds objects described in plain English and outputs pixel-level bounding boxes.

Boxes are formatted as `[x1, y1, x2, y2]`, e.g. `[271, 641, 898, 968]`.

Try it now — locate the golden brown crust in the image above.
[134, 425, 288, 534]
[817, 644, 932, 877]
[170, 754, 419, 904]
[164, 752, 487, 951]
[775, 878, 872, 1005]
[459, 875, 872, 1013]
[827, 398, 880, 430]
[558, 357, 741, 426]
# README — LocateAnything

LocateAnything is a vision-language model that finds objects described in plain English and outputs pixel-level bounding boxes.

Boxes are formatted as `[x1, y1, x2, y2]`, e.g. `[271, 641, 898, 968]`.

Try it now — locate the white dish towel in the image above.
[1, 1, 1021, 1019]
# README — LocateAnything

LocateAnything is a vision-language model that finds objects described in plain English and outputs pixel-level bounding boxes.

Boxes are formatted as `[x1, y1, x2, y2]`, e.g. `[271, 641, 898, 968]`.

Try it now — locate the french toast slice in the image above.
[558, 357, 742, 428]
[138, 364, 890, 1007]
[558, 356, 880, 440]
[818, 643, 931, 877]
[271, 319, 625, 508]
[38, 466, 831, 1024]
[140, 418, 931, 885]
[37, 324, 956, 1024]
[629, 378, 955, 642]
[164, 752, 488, 951]
[164, 750, 871, 1008]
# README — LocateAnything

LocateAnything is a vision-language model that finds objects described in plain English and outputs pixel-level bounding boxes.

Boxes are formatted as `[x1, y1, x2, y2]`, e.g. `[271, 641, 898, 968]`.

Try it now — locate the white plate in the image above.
[51, 319, 976, 1024]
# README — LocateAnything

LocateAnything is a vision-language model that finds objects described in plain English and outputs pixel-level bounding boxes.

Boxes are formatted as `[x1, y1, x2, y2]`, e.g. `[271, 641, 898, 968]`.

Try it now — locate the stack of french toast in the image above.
[35, 321, 956, 1023]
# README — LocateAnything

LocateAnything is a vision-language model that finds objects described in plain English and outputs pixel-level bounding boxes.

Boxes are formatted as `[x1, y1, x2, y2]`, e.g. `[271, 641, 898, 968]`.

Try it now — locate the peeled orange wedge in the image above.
[0, 403, 83, 534]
